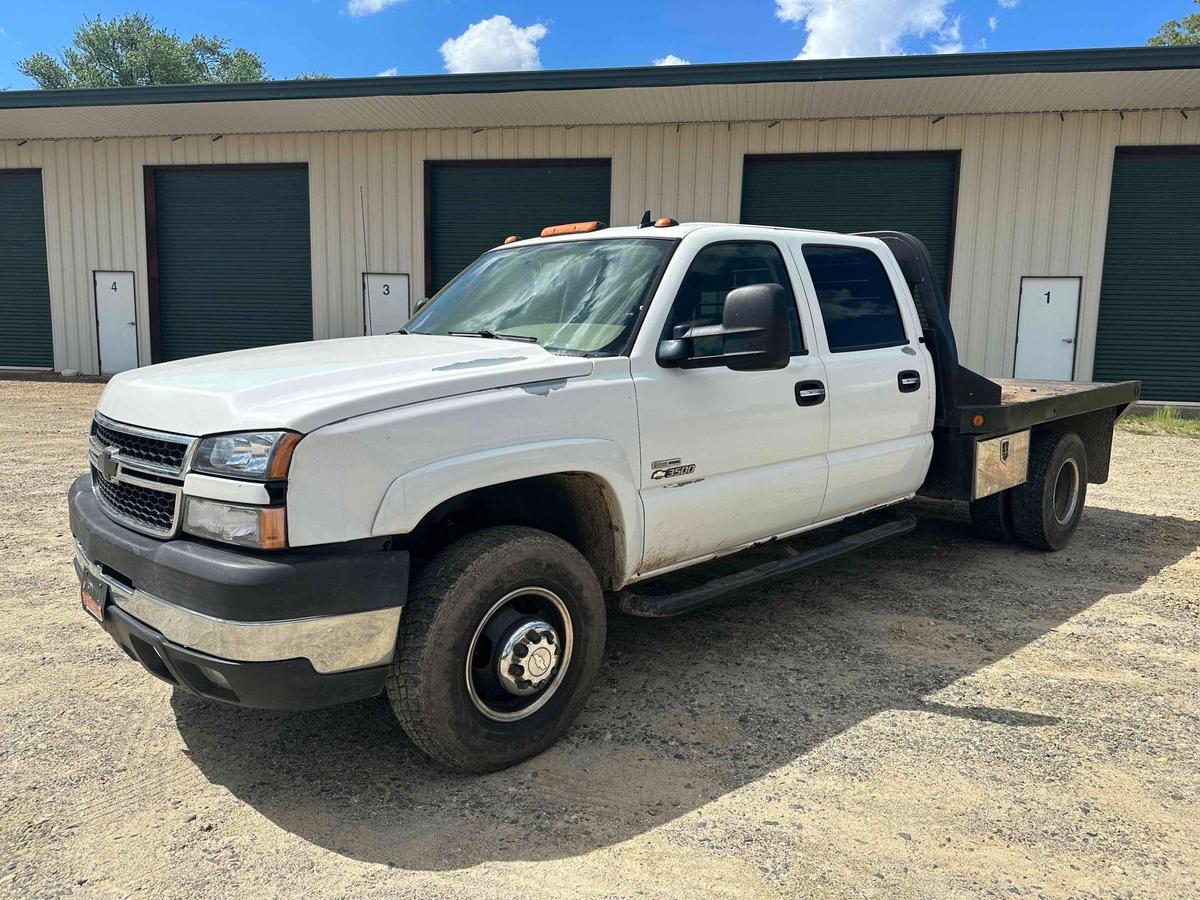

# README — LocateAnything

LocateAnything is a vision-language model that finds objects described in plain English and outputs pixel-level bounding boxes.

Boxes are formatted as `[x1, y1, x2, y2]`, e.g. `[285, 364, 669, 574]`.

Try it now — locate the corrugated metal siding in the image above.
[2, 109, 1200, 377]
[152, 167, 312, 360]
[1094, 148, 1200, 401]
[0, 170, 53, 366]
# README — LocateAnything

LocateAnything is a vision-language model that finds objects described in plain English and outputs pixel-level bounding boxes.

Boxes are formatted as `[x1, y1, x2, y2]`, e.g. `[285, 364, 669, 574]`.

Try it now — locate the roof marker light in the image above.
[503, 235, 520, 244]
[540, 221, 606, 237]
[654, 217, 679, 227]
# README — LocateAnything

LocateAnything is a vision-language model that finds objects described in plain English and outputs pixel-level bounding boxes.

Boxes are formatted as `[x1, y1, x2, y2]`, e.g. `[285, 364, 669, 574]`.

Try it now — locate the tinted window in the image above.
[664, 242, 804, 358]
[803, 245, 908, 352]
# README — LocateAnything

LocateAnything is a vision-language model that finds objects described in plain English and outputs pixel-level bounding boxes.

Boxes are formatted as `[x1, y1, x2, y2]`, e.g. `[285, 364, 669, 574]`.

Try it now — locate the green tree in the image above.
[1149, 1, 1200, 45]
[17, 14, 327, 89]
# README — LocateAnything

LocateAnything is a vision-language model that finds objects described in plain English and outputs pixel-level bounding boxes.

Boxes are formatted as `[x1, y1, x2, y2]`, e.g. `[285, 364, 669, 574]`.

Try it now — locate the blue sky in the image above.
[0, 0, 1189, 88]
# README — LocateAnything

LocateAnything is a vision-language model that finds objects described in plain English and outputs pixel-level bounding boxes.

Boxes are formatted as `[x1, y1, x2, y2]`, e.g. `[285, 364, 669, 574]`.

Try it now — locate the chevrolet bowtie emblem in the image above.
[96, 446, 120, 482]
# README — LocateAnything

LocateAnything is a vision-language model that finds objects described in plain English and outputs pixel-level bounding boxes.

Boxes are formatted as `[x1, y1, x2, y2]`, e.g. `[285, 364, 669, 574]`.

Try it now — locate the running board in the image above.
[616, 514, 917, 618]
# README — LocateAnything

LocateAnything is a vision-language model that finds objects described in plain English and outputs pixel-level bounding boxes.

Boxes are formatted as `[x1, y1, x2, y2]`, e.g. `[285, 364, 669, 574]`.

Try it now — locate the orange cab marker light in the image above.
[540, 221, 606, 238]
[503, 235, 520, 244]
[972, 414, 985, 428]
[268, 432, 302, 479]
[654, 217, 679, 227]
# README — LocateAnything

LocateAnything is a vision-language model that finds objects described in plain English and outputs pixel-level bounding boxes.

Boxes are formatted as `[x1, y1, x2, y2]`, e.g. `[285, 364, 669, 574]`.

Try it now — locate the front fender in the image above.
[371, 438, 643, 583]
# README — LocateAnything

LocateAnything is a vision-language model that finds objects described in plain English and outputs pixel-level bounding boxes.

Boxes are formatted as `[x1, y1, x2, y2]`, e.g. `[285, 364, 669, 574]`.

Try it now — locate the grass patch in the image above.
[1118, 405, 1200, 438]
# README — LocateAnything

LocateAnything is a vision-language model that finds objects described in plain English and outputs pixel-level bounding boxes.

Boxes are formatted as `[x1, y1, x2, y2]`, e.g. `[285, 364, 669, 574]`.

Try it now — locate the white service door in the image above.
[1014, 277, 1081, 380]
[364, 273, 411, 335]
[94, 271, 138, 374]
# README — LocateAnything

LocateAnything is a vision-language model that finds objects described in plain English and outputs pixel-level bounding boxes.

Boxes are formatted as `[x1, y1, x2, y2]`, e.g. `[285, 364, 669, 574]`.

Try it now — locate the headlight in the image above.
[192, 431, 300, 480]
[183, 498, 287, 549]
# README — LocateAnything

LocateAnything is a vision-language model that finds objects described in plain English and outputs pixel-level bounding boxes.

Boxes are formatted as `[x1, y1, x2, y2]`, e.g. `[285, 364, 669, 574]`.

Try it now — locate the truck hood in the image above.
[96, 334, 594, 435]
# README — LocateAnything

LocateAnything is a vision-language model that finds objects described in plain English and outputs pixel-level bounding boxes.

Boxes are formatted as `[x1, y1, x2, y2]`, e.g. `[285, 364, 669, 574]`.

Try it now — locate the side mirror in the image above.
[658, 283, 791, 371]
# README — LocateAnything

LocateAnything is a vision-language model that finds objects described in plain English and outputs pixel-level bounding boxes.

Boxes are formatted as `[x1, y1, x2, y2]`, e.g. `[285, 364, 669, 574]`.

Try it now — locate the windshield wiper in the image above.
[447, 329, 539, 344]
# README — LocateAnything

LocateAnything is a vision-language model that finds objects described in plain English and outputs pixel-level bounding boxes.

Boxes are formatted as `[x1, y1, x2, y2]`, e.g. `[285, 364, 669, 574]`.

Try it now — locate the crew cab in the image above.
[69, 220, 1139, 772]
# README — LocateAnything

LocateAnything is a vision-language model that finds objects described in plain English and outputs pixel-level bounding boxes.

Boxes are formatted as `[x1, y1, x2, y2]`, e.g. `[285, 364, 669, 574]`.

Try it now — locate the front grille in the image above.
[92, 466, 179, 535]
[92, 417, 190, 471]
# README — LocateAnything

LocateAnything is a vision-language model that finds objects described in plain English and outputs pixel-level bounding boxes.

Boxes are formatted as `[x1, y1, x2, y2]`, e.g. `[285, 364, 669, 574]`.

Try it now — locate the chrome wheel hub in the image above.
[497, 620, 560, 695]
[1053, 457, 1081, 526]
[465, 587, 573, 722]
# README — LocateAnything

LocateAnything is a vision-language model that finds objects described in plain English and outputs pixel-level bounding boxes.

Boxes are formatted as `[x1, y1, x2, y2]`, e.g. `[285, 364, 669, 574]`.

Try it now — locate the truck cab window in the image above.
[664, 241, 804, 358]
[802, 245, 908, 353]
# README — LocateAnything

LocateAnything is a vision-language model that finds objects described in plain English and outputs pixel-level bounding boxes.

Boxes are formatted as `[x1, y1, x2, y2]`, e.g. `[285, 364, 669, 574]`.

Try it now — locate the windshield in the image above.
[406, 238, 674, 355]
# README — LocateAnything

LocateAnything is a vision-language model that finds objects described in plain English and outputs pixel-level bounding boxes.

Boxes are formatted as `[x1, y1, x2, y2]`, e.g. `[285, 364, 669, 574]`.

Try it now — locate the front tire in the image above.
[387, 526, 606, 773]
[1010, 431, 1088, 551]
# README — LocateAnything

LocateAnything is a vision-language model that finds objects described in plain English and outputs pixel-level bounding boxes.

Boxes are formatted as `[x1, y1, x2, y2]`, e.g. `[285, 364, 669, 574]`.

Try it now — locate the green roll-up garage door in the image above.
[741, 153, 959, 301]
[0, 170, 53, 367]
[1094, 148, 1200, 402]
[427, 160, 611, 295]
[151, 166, 312, 362]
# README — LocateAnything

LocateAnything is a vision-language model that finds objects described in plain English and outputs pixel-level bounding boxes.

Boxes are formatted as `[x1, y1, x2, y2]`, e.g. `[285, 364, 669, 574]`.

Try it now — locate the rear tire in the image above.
[1010, 431, 1087, 551]
[969, 489, 1015, 543]
[387, 526, 606, 773]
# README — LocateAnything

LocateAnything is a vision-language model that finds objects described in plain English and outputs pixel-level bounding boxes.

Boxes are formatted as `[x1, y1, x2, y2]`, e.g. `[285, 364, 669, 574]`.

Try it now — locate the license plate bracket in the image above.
[80, 569, 108, 622]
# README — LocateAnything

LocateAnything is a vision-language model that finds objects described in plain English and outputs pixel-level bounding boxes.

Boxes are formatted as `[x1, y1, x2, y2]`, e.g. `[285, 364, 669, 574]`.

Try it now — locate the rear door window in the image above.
[802, 245, 908, 352]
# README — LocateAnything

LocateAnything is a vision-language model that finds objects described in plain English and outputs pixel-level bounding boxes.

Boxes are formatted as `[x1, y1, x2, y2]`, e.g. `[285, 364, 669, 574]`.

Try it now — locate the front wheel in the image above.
[1010, 431, 1088, 551]
[387, 526, 606, 773]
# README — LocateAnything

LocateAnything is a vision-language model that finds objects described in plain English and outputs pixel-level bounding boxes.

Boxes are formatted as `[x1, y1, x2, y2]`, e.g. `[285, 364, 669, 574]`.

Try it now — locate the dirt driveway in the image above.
[1, 378, 1197, 898]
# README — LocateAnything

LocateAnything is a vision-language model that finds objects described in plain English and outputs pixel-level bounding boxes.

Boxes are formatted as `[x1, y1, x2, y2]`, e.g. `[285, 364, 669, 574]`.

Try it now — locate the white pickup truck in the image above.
[70, 219, 1139, 772]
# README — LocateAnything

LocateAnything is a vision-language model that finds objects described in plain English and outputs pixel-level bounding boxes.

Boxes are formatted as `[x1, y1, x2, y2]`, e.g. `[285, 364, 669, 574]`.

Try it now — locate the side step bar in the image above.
[615, 514, 917, 618]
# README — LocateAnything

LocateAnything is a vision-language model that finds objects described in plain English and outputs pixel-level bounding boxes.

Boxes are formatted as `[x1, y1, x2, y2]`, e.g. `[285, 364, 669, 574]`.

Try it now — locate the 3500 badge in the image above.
[650, 458, 696, 480]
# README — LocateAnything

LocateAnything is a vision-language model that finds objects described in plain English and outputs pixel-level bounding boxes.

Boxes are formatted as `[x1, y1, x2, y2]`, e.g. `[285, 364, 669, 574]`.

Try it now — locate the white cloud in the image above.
[998, 0, 1019, 7]
[440, 15, 548, 74]
[654, 53, 690, 66]
[376, 67, 398, 77]
[933, 13, 962, 52]
[988, 15, 998, 30]
[775, 0, 958, 59]
[346, 0, 406, 17]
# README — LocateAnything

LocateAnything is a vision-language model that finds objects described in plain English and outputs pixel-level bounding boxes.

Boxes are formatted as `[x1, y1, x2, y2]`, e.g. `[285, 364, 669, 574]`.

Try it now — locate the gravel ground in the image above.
[1, 378, 1197, 899]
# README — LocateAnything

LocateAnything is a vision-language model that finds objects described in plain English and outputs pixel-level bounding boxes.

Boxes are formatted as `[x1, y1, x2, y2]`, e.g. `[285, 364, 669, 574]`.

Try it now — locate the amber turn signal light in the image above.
[540, 221, 606, 237]
[268, 432, 302, 479]
[259, 507, 288, 550]
[503, 235, 520, 244]
[972, 414, 986, 428]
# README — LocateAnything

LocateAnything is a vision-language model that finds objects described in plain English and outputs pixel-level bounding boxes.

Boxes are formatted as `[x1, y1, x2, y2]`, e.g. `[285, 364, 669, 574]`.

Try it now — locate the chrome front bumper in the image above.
[75, 542, 401, 674]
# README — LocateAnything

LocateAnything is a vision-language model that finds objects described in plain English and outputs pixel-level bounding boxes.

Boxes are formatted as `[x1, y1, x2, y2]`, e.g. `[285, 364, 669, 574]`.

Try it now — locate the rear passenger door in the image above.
[794, 242, 934, 520]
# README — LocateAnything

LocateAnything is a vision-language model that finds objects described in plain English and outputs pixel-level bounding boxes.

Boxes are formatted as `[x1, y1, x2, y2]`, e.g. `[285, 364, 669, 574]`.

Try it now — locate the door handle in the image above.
[898, 370, 921, 393]
[795, 380, 825, 406]
[1062, 338, 1075, 344]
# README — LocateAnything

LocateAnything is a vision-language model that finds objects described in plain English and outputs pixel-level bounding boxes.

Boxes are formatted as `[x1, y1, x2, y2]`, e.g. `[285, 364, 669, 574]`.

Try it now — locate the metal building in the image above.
[1, 47, 1198, 402]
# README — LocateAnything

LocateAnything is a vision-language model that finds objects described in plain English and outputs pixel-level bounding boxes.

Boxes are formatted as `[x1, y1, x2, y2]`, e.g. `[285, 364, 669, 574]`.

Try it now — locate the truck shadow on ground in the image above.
[170, 499, 1198, 869]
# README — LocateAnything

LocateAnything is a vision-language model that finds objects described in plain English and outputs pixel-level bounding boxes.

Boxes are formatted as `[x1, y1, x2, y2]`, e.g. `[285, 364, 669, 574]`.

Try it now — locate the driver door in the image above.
[630, 238, 830, 576]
